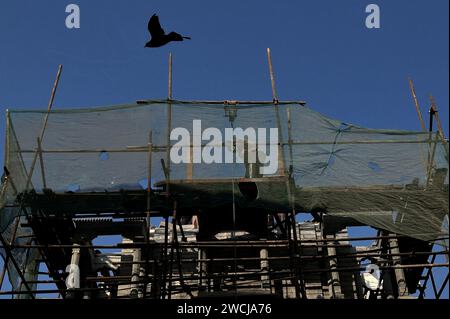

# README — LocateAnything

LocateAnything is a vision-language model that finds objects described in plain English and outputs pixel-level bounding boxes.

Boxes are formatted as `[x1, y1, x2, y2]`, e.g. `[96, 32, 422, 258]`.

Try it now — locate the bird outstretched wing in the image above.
[148, 14, 165, 38]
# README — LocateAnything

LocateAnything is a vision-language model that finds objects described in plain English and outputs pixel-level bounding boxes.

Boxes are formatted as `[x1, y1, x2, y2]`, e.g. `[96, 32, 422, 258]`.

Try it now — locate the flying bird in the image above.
[145, 14, 191, 48]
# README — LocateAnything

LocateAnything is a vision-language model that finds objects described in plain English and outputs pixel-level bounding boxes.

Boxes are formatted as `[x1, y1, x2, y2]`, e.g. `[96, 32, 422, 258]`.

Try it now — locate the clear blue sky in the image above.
[0, 0, 448, 298]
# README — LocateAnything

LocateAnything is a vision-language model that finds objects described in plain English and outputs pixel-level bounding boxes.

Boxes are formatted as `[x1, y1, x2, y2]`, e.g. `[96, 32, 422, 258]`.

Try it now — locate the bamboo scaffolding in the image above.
[2, 52, 447, 301]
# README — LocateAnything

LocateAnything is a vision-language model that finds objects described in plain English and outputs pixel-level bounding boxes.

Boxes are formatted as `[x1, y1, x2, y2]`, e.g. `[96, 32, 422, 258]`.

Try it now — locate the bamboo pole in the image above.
[165, 54, 173, 198]
[143, 131, 153, 298]
[266, 49, 304, 296]
[168, 53, 173, 100]
[36, 137, 47, 189]
[267, 48, 278, 102]
[146, 131, 153, 219]
[266, 48, 285, 175]
[408, 78, 426, 132]
[136, 99, 306, 105]
[430, 96, 447, 145]
[429, 95, 449, 161]
[25, 65, 63, 190]
[426, 132, 439, 187]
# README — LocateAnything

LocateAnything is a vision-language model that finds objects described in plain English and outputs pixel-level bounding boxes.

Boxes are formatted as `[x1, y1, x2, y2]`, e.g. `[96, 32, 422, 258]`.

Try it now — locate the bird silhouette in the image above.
[145, 14, 191, 48]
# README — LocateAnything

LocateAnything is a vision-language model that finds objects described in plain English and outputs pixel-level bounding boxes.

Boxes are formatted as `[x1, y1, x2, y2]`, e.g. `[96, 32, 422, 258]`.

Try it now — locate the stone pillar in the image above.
[130, 247, 142, 298]
[389, 237, 409, 298]
[326, 235, 343, 298]
[66, 244, 81, 299]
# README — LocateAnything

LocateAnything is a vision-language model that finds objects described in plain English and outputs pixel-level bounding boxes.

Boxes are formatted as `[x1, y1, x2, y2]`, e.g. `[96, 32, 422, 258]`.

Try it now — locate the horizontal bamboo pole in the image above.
[18, 138, 438, 155]
[136, 99, 306, 105]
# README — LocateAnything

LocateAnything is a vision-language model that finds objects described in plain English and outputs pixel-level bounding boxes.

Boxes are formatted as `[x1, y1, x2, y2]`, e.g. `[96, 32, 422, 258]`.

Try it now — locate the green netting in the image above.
[1, 101, 448, 244]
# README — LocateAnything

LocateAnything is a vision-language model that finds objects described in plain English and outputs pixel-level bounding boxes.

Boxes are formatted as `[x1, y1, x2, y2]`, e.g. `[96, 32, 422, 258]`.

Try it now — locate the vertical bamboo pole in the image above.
[166, 54, 173, 197]
[187, 145, 193, 180]
[42, 65, 63, 138]
[168, 53, 173, 100]
[426, 133, 439, 187]
[429, 96, 448, 152]
[143, 130, 153, 299]
[4, 111, 11, 169]
[426, 105, 435, 179]
[266, 48, 304, 297]
[267, 48, 278, 102]
[147, 131, 153, 222]
[36, 137, 47, 189]
[161, 54, 173, 296]
[25, 65, 63, 190]
[266, 48, 285, 175]
[429, 96, 449, 260]
[19, 65, 63, 298]
[407, 80, 430, 176]
[287, 108, 294, 173]
[408, 78, 426, 132]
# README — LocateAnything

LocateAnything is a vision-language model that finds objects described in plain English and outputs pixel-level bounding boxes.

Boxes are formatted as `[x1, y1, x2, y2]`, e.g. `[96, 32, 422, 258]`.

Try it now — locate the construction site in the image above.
[0, 50, 448, 300]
